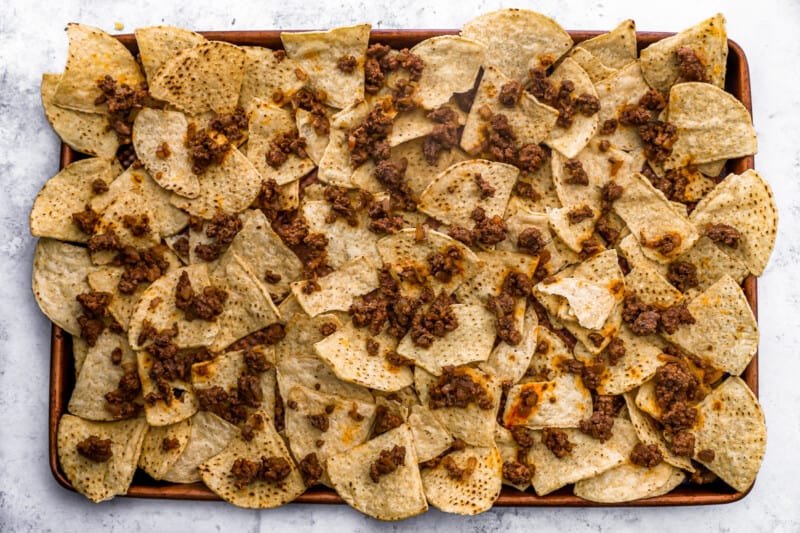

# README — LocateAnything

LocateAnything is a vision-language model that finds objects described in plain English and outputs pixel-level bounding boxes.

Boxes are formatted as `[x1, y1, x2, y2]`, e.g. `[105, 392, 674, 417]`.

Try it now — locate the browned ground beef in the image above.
[369, 445, 406, 482]
[428, 366, 493, 410]
[542, 428, 574, 458]
[76, 435, 113, 462]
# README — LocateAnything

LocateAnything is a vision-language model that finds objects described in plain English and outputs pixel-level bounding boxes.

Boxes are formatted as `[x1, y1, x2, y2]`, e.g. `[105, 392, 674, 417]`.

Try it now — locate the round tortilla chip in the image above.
[41, 73, 119, 158]
[54, 23, 144, 114]
[461, 8, 572, 82]
[150, 41, 246, 115]
[30, 158, 115, 243]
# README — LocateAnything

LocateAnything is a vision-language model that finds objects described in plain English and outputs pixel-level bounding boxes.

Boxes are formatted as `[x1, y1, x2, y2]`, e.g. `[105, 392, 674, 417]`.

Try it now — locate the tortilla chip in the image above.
[32, 239, 94, 336]
[528, 417, 638, 495]
[640, 14, 727, 92]
[676, 236, 748, 298]
[57, 414, 147, 502]
[421, 445, 503, 515]
[461, 66, 559, 154]
[281, 25, 370, 110]
[551, 141, 644, 214]
[410, 36, 484, 109]
[275, 311, 342, 360]
[295, 107, 331, 164]
[461, 9, 572, 82]
[567, 47, 617, 85]
[169, 148, 263, 219]
[41, 73, 119, 158]
[291, 256, 379, 317]
[526, 326, 573, 377]
[94, 184, 161, 253]
[502, 374, 592, 429]
[498, 209, 572, 274]
[634, 379, 661, 420]
[624, 391, 693, 472]
[137, 349, 199, 426]
[586, 325, 665, 396]
[614, 172, 699, 262]
[377, 228, 478, 296]
[138, 418, 192, 480]
[495, 425, 532, 490]
[246, 98, 315, 185]
[665, 83, 757, 169]
[317, 101, 370, 187]
[691, 376, 765, 492]
[387, 101, 467, 147]
[73, 336, 90, 379]
[239, 46, 307, 110]
[68, 331, 138, 420]
[53, 23, 144, 114]
[663, 275, 758, 376]
[689, 169, 777, 276]
[30, 158, 115, 243]
[578, 20, 637, 70]
[198, 412, 306, 508]
[538, 276, 616, 330]
[545, 58, 599, 158]
[595, 61, 650, 151]
[132, 108, 200, 198]
[277, 355, 373, 405]
[302, 199, 381, 269]
[134, 26, 206, 83]
[128, 264, 219, 350]
[85, 268, 141, 331]
[150, 41, 246, 115]
[418, 159, 519, 228]
[162, 411, 239, 483]
[284, 385, 375, 478]
[696, 159, 727, 178]
[209, 253, 281, 352]
[396, 304, 496, 375]
[408, 404, 452, 463]
[313, 320, 412, 392]
[326, 424, 427, 520]
[415, 366, 499, 447]
[624, 263, 684, 309]
[574, 461, 685, 503]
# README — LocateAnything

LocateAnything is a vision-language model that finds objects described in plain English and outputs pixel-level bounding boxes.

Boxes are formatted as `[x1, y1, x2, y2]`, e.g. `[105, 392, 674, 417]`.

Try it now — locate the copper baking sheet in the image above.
[48, 29, 758, 507]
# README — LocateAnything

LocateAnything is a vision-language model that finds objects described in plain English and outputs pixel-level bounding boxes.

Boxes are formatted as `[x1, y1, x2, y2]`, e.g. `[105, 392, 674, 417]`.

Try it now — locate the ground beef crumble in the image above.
[185, 122, 230, 174]
[428, 366, 493, 410]
[76, 435, 113, 462]
[174, 271, 227, 321]
[298, 452, 323, 486]
[630, 443, 663, 468]
[503, 461, 532, 485]
[564, 158, 589, 185]
[372, 404, 403, 436]
[667, 260, 699, 293]
[441, 455, 478, 481]
[705, 223, 740, 248]
[231, 456, 291, 489]
[676, 46, 709, 83]
[542, 427, 573, 458]
[266, 129, 307, 168]
[411, 292, 458, 347]
[369, 445, 406, 482]
[208, 107, 248, 145]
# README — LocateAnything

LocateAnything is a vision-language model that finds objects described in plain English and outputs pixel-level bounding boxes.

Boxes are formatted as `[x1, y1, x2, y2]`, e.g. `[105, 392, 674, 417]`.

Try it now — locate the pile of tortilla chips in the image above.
[32, 9, 775, 518]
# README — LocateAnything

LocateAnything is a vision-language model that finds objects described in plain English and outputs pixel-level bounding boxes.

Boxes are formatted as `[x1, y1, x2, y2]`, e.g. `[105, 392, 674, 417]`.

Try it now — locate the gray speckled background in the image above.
[2, 1, 799, 531]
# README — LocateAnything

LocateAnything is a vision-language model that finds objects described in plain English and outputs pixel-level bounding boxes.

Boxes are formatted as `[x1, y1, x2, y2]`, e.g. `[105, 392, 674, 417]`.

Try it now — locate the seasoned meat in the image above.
[541, 427, 573, 458]
[76, 435, 113, 462]
[369, 445, 406, 482]
[428, 365, 493, 410]
[630, 443, 663, 468]
[705, 223, 741, 248]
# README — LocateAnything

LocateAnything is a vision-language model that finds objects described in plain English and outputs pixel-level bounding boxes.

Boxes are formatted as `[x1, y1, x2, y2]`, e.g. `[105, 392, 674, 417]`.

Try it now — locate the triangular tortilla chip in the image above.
[614, 172, 699, 262]
[134, 25, 206, 83]
[275, 311, 342, 361]
[169, 148, 263, 219]
[624, 391, 693, 472]
[528, 417, 638, 495]
[302, 199, 381, 270]
[132, 108, 200, 198]
[410, 36, 484, 109]
[418, 159, 518, 228]
[30, 158, 116, 243]
[396, 304, 496, 375]
[291, 256, 379, 317]
[421, 445, 503, 515]
[138, 417, 192, 480]
[32, 238, 94, 336]
[246, 98, 315, 185]
[545, 58, 599, 158]
[689, 169, 777, 276]
[594, 61, 650, 151]
[276, 355, 373, 405]
[54, 23, 144, 113]
[456, 250, 538, 306]
[574, 461, 685, 503]
[295, 107, 331, 164]
[162, 411, 239, 483]
[314, 320, 412, 392]
[502, 374, 592, 429]
[137, 348, 199, 426]
[640, 14, 727, 92]
[495, 425, 532, 491]
[57, 414, 148, 502]
[41, 73, 119, 158]
[691, 376, 765, 492]
[461, 66, 559, 154]
[624, 263, 684, 309]
[675, 236, 748, 299]
[210, 254, 281, 352]
[461, 9, 572, 82]
[73, 336, 90, 379]
[664, 83, 757, 169]
[238, 46, 307, 110]
[198, 412, 306, 508]
[68, 330, 138, 420]
[281, 25, 370, 110]
[326, 424, 428, 521]
[386, 101, 467, 147]
[663, 275, 758, 376]
[576, 20, 637, 70]
[408, 404, 452, 463]
[317, 101, 370, 187]
[150, 41, 246, 115]
[537, 276, 616, 330]
[587, 325, 665, 396]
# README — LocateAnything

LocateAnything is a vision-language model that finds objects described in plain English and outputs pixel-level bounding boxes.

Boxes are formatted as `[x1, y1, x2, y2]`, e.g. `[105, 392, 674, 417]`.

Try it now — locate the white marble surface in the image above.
[1, 0, 799, 531]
